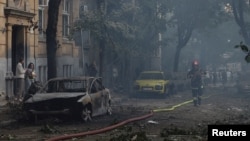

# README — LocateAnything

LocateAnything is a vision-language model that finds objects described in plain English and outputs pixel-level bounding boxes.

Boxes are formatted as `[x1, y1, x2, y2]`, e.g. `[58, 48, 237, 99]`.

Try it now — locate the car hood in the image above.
[24, 92, 86, 103]
[135, 80, 169, 85]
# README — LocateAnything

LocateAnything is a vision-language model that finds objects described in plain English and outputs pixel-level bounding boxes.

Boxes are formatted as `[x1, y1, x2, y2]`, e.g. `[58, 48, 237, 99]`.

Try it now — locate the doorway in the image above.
[11, 25, 27, 95]
[11, 25, 26, 75]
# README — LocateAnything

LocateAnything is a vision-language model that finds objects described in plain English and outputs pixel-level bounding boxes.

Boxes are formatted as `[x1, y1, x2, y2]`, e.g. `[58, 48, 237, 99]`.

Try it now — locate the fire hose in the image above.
[46, 94, 212, 141]
[46, 110, 154, 141]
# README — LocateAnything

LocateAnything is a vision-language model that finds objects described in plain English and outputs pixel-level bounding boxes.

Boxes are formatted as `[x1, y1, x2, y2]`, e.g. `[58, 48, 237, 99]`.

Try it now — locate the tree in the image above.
[171, 0, 195, 72]
[74, 0, 167, 89]
[227, 0, 250, 63]
[75, 0, 167, 59]
[231, 0, 250, 45]
[168, 0, 231, 72]
[235, 41, 250, 63]
[46, 0, 61, 80]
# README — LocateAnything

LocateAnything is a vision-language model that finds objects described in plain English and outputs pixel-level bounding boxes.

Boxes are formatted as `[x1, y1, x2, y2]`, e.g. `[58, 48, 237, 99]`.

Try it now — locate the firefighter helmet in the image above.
[192, 60, 199, 67]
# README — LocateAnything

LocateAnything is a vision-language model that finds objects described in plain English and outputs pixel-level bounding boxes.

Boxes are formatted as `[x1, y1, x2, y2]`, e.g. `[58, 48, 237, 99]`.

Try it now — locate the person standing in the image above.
[88, 61, 98, 77]
[221, 70, 227, 86]
[25, 62, 36, 94]
[212, 72, 217, 86]
[187, 60, 205, 106]
[15, 57, 26, 102]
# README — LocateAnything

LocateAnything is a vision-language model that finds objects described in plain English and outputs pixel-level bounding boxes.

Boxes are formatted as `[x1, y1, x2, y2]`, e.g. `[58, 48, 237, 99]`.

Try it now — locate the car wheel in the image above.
[81, 104, 92, 122]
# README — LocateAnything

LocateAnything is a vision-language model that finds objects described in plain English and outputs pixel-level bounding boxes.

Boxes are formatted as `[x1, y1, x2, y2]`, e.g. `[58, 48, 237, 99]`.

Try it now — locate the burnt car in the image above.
[23, 77, 112, 121]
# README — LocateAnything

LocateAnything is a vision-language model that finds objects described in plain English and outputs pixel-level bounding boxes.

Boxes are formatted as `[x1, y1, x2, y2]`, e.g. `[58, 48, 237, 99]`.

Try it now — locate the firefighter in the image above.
[187, 60, 205, 106]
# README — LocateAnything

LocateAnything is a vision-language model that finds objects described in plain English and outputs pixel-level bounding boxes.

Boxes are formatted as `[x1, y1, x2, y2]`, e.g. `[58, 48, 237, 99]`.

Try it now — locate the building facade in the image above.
[0, 0, 83, 98]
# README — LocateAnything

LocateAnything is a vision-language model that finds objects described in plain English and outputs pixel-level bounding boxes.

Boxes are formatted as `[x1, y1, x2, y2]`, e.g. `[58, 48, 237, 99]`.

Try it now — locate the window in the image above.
[62, 0, 70, 13]
[38, 65, 47, 84]
[83, 5, 88, 12]
[90, 79, 104, 93]
[63, 80, 87, 92]
[62, 15, 69, 37]
[79, 2, 88, 20]
[38, 0, 49, 36]
[139, 73, 164, 80]
[39, 0, 49, 5]
[63, 65, 72, 77]
[38, 8, 44, 36]
[46, 80, 87, 93]
[62, 0, 71, 37]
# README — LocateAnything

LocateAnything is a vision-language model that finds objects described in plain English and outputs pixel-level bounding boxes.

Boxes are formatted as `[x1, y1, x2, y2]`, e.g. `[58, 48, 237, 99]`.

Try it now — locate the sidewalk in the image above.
[206, 82, 236, 88]
[0, 94, 8, 107]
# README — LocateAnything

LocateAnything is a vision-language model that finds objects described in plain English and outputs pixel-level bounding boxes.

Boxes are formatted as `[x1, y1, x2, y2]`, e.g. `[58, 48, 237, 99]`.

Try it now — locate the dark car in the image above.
[23, 76, 112, 122]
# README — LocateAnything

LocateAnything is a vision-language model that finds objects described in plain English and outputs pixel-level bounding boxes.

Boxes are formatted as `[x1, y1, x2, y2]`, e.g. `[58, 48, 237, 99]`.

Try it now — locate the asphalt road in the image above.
[1, 86, 250, 141]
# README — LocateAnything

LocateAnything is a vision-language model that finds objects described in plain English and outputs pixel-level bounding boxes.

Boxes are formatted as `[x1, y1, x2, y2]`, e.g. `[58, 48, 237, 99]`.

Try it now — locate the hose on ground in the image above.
[46, 111, 154, 141]
[46, 94, 213, 141]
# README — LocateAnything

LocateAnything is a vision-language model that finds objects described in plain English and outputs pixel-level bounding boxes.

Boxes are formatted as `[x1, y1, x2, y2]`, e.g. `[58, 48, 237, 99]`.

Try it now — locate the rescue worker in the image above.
[187, 60, 205, 106]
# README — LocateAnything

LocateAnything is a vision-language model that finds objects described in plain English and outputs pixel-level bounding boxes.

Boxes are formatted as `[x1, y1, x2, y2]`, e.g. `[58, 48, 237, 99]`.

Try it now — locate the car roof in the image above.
[141, 71, 164, 73]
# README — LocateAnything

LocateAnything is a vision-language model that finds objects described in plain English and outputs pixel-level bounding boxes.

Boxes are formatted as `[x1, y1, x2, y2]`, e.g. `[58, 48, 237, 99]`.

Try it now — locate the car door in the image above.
[95, 78, 110, 110]
[88, 78, 107, 116]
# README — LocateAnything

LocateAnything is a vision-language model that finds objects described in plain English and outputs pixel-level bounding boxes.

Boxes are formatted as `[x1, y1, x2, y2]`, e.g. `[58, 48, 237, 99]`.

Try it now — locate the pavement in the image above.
[0, 94, 8, 107]
[206, 82, 236, 88]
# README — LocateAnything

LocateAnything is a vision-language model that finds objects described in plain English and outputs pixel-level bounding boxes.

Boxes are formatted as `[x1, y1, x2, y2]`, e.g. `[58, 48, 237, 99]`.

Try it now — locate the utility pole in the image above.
[97, 0, 106, 77]
[151, 1, 162, 71]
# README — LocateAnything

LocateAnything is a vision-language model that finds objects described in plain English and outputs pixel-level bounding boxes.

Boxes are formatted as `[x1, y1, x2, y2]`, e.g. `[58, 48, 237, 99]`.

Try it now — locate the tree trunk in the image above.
[173, 46, 181, 72]
[232, 0, 250, 45]
[99, 40, 105, 77]
[46, 0, 61, 80]
[173, 25, 193, 72]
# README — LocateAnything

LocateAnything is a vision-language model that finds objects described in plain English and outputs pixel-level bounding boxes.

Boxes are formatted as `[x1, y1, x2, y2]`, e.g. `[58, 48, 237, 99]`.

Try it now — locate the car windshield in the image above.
[138, 73, 164, 80]
[44, 80, 88, 93]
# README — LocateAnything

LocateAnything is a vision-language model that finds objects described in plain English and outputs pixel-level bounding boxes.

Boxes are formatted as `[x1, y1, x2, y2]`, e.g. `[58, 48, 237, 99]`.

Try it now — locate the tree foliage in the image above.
[231, 0, 250, 45]
[73, 0, 235, 73]
[235, 41, 250, 63]
[74, 0, 168, 58]
[167, 0, 231, 72]
[72, 0, 170, 89]
[229, 0, 250, 63]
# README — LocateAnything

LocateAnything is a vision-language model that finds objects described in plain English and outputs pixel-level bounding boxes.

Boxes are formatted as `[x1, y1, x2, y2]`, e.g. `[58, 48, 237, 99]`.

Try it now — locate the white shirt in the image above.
[16, 62, 26, 78]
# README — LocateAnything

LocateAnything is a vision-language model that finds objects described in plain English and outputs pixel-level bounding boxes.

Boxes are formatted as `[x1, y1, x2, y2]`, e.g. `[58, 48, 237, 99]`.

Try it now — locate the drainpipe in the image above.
[33, 1, 36, 67]
[81, 29, 85, 76]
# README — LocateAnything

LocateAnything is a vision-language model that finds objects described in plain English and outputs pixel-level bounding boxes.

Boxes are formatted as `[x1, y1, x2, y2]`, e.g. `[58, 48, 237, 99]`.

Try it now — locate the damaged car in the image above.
[23, 77, 112, 122]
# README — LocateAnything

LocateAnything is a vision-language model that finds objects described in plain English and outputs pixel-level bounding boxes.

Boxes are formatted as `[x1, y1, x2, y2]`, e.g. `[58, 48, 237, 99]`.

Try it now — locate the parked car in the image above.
[133, 71, 171, 98]
[236, 71, 250, 94]
[23, 77, 112, 122]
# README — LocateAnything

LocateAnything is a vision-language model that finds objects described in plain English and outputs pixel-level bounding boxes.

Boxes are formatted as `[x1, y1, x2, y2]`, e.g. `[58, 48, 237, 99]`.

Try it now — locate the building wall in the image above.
[0, 0, 7, 93]
[37, 0, 81, 84]
[0, 0, 82, 96]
